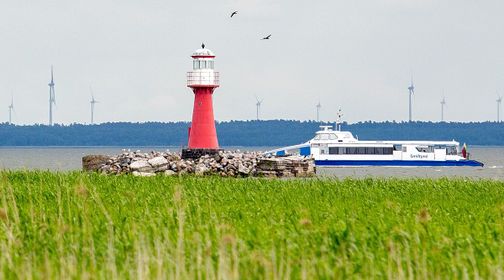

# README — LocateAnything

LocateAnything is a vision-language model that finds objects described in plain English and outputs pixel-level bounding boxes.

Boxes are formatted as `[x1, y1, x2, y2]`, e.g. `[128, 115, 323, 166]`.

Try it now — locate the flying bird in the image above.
[261, 34, 272, 40]
[230, 11, 238, 17]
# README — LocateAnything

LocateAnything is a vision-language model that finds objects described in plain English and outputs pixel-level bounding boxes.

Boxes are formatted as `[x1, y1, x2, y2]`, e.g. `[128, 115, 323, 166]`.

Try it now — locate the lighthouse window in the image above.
[209, 61, 214, 69]
[193, 60, 198, 70]
[201, 61, 207, 69]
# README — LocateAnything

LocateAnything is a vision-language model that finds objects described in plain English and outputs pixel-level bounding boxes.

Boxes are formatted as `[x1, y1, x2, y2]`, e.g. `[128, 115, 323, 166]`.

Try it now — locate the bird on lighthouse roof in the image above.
[192, 43, 215, 57]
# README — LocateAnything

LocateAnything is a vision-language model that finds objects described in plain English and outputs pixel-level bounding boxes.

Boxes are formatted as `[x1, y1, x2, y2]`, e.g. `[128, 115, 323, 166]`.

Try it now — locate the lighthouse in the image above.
[182, 44, 221, 158]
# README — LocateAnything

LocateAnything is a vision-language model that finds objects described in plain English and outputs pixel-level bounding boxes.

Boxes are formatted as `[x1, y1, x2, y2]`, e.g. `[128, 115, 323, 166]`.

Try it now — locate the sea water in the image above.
[0, 146, 502, 179]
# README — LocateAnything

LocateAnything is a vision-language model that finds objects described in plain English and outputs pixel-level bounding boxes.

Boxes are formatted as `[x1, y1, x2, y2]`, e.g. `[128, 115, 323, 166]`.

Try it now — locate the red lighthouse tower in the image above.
[182, 44, 221, 158]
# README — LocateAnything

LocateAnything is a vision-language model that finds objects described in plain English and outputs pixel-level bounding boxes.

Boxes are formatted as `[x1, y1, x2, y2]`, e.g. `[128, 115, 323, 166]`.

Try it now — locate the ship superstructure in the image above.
[267, 126, 483, 167]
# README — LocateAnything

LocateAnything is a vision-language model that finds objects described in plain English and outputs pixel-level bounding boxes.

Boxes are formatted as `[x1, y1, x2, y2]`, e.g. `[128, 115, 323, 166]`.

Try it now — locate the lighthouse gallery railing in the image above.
[187, 71, 220, 87]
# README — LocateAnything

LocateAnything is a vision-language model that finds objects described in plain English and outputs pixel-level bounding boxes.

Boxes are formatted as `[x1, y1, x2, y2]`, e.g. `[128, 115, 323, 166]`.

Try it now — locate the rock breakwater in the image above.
[82, 150, 315, 177]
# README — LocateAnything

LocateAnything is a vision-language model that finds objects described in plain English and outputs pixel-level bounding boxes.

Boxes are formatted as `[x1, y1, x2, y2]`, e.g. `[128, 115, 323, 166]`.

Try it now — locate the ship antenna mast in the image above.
[335, 108, 343, 131]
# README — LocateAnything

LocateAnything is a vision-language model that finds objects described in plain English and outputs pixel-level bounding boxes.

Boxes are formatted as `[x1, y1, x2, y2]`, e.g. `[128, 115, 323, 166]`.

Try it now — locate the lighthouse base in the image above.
[181, 148, 222, 160]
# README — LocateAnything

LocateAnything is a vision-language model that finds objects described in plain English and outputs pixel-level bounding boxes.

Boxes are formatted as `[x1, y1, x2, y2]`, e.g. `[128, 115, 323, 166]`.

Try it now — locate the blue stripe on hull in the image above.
[315, 159, 484, 167]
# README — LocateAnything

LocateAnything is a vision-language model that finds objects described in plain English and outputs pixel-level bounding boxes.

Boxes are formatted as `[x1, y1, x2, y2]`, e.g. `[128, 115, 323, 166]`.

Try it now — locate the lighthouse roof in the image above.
[192, 47, 215, 58]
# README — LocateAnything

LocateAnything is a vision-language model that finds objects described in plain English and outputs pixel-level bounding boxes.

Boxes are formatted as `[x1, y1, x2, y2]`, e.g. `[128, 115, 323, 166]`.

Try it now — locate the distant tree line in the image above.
[0, 120, 503, 146]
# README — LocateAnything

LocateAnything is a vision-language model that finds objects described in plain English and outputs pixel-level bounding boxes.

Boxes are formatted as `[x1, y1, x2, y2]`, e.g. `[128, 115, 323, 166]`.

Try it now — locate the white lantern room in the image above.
[187, 44, 220, 88]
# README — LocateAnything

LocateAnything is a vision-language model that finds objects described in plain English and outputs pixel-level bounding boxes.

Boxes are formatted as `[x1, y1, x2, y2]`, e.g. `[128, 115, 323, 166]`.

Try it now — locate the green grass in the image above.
[1, 172, 504, 279]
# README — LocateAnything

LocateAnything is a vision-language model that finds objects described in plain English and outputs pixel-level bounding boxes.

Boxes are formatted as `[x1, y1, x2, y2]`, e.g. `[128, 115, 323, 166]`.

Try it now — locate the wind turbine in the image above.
[48, 66, 56, 126]
[255, 96, 263, 120]
[407, 77, 415, 122]
[440, 97, 446, 122]
[8, 96, 14, 125]
[498, 96, 502, 123]
[90, 87, 98, 125]
[316, 101, 321, 121]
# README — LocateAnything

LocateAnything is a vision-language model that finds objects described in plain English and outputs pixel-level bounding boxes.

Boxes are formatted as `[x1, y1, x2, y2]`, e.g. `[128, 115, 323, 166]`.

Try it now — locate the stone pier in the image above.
[83, 150, 315, 178]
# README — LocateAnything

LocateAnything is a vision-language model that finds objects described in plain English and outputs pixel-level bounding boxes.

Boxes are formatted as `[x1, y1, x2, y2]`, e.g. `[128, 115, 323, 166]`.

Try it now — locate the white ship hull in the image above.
[267, 126, 483, 167]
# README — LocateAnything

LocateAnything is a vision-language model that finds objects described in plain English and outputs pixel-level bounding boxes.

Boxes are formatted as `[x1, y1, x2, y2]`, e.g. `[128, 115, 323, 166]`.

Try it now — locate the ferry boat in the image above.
[266, 125, 484, 167]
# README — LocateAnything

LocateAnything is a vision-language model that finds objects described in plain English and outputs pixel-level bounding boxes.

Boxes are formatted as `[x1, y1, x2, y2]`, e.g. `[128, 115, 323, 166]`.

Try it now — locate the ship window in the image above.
[342, 147, 393, 155]
[346, 147, 357, 154]
[416, 146, 433, 153]
[329, 134, 337, 140]
[393, 145, 402, 151]
[320, 134, 330, 140]
[402, 146, 407, 152]
[447, 146, 457, 155]
[329, 147, 347, 154]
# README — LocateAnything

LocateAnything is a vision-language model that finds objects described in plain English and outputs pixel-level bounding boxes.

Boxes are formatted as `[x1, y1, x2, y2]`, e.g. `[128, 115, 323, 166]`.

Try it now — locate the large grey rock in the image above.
[82, 155, 111, 172]
[170, 163, 178, 171]
[132, 171, 155, 177]
[164, 170, 177, 176]
[238, 163, 250, 175]
[148, 156, 168, 167]
[195, 163, 209, 175]
[154, 165, 168, 172]
[166, 154, 180, 162]
[130, 160, 153, 172]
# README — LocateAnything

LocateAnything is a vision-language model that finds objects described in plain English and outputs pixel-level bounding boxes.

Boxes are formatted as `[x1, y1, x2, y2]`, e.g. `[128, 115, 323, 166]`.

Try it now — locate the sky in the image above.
[1, 0, 503, 125]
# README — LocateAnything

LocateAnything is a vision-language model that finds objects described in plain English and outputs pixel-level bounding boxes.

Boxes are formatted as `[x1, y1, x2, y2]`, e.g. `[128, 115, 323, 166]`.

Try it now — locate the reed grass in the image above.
[1, 171, 504, 279]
